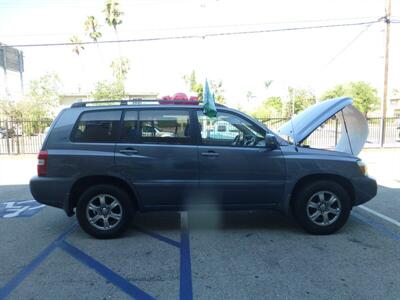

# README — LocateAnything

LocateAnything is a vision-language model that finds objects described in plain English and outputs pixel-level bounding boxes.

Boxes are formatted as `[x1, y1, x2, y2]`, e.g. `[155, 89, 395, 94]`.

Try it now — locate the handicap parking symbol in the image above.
[0, 200, 45, 218]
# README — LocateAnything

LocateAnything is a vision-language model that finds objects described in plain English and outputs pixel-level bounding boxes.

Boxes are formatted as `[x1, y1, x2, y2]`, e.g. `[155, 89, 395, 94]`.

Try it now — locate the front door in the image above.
[196, 111, 286, 208]
[115, 109, 198, 209]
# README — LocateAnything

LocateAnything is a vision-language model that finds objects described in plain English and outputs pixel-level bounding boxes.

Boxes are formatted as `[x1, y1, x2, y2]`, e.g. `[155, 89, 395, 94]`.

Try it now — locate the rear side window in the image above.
[72, 110, 122, 143]
[136, 110, 191, 144]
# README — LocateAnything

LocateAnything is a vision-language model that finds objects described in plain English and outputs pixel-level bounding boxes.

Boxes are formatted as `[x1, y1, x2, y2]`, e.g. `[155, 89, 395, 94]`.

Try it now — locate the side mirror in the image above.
[265, 133, 279, 150]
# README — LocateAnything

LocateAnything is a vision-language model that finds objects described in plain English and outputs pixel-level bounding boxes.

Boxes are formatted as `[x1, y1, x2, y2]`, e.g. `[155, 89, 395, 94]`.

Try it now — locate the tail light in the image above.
[37, 150, 48, 176]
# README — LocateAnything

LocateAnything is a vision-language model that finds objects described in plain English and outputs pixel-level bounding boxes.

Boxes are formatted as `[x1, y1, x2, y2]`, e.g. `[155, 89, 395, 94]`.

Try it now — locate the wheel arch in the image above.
[289, 173, 355, 214]
[67, 175, 139, 216]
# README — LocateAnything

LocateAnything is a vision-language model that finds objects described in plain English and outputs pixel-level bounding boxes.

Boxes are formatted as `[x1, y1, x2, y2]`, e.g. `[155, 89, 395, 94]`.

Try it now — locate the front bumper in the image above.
[30, 176, 73, 215]
[352, 175, 377, 206]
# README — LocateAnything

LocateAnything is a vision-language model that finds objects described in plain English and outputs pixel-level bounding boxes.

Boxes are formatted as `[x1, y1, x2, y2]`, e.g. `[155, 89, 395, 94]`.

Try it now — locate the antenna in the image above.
[290, 118, 298, 152]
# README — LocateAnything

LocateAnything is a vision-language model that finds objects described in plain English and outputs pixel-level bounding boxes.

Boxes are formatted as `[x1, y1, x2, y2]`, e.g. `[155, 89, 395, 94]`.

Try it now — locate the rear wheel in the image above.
[293, 180, 352, 235]
[76, 184, 134, 239]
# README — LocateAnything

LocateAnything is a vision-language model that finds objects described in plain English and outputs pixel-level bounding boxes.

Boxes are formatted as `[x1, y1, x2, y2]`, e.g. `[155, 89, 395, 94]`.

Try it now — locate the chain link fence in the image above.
[0, 117, 399, 154]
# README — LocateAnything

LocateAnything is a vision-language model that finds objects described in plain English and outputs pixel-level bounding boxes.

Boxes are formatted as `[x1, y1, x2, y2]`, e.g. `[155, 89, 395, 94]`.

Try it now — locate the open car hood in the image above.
[278, 97, 368, 155]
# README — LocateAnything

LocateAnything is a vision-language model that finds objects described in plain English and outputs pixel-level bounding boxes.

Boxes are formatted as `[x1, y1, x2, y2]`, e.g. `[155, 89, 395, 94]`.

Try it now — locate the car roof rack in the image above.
[70, 99, 226, 108]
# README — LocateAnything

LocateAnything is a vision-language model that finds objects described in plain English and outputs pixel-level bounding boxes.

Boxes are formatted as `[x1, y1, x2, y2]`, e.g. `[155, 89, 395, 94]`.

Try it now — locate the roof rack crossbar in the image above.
[71, 99, 226, 108]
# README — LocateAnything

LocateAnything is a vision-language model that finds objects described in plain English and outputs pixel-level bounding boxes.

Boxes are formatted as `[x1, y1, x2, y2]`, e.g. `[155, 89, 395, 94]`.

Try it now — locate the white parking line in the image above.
[359, 205, 400, 228]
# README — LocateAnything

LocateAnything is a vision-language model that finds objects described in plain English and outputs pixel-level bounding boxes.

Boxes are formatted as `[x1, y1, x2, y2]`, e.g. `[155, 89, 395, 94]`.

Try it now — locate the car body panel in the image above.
[335, 104, 369, 155]
[278, 97, 370, 156]
[277, 145, 377, 213]
[115, 143, 198, 209]
[278, 97, 352, 143]
[197, 145, 286, 207]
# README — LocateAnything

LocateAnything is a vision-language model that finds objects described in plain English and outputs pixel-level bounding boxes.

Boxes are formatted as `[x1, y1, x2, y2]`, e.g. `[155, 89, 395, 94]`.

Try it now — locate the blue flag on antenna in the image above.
[203, 80, 217, 118]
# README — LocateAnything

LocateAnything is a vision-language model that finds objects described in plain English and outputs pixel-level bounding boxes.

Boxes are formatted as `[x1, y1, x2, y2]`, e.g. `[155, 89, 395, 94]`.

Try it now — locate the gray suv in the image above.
[30, 97, 377, 238]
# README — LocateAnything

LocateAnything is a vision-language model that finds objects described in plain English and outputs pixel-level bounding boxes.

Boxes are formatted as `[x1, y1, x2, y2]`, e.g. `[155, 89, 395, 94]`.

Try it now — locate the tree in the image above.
[285, 87, 316, 117]
[104, 0, 127, 76]
[210, 80, 226, 104]
[0, 73, 61, 135]
[183, 70, 226, 104]
[0, 99, 23, 120]
[264, 80, 273, 90]
[183, 70, 203, 99]
[110, 57, 130, 81]
[104, 0, 123, 32]
[70, 35, 84, 55]
[91, 80, 125, 100]
[84, 16, 102, 42]
[24, 73, 62, 119]
[321, 81, 380, 116]
[246, 91, 255, 103]
[251, 96, 283, 119]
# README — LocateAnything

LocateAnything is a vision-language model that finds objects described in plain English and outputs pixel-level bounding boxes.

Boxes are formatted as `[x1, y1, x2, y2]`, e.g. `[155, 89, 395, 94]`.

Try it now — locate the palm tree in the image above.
[264, 80, 273, 90]
[69, 35, 88, 97]
[104, 0, 123, 33]
[84, 16, 102, 42]
[70, 35, 84, 56]
[104, 0, 126, 76]
[110, 57, 130, 81]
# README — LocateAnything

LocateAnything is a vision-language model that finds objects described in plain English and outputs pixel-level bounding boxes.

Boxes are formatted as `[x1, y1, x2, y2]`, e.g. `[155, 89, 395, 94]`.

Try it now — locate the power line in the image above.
[1, 18, 384, 49]
[323, 21, 377, 68]
[0, 16, 382, 38]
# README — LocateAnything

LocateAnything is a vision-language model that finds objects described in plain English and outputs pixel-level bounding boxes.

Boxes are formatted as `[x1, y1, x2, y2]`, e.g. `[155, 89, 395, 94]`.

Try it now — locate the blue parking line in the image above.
[135, 226, 181, 248]
[352, 211, 400, 241]
[1, 213, 193, 300]
[179, 212, 193, 300]
[59, 241, 155, 300]
[0, 222, 77, 300]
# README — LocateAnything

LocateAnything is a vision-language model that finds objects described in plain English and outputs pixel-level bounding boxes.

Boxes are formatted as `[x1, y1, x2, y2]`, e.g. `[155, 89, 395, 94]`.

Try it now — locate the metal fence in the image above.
[0, 117, 398, 154]
[0, 119, 53, 154]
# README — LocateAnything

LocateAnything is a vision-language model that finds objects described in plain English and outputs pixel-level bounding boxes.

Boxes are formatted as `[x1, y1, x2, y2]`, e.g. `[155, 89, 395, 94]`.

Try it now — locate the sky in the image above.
[0, 0, 399, 109]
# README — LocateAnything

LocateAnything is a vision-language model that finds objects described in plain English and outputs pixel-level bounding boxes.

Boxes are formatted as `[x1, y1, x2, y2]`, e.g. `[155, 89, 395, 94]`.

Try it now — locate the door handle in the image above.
[119, 148, 138, 155]
[201, 151, 219, 157]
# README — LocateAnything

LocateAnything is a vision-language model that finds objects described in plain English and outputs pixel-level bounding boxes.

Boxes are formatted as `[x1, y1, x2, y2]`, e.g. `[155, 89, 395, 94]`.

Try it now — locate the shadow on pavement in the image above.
[131, 210, 298, 234]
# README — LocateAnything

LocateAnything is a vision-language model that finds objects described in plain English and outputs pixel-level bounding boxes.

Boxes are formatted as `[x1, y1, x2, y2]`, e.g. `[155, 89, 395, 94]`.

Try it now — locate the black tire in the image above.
[76, 184, 134, 239]
[292, 180, 352, 235]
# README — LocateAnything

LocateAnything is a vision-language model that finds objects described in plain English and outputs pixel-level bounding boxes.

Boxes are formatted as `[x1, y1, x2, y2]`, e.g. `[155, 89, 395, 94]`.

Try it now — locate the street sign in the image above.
[0, 44, 24, 73]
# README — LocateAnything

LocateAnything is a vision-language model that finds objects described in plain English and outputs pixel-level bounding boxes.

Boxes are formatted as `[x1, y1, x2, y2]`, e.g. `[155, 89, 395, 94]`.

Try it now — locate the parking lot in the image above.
[0, 149, 399, 300]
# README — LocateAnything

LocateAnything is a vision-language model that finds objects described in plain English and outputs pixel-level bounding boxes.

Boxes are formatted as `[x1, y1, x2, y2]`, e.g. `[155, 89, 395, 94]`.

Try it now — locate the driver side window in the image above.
[196, 111, 265, 147]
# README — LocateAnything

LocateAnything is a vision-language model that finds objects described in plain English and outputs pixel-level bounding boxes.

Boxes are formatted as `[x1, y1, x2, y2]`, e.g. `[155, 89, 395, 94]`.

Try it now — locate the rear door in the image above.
[115, 108, 198, 209]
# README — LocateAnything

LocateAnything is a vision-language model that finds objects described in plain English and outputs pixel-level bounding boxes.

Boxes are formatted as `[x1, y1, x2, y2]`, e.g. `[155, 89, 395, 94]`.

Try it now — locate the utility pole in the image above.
[380, 0, 391, 147]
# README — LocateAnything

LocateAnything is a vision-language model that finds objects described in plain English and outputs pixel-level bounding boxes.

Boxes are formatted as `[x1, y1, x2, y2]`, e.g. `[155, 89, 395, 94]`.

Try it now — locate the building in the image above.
[389, 97, 400, 117]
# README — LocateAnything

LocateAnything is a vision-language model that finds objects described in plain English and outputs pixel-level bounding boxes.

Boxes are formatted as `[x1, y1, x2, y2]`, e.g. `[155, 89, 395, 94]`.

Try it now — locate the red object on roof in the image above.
[159, 93, 199, 105]
[160, 95, 173, 104]
[172, 93, 188, 101]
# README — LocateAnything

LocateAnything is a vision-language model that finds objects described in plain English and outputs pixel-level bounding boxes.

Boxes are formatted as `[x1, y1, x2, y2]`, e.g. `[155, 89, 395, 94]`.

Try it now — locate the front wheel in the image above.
[76, 184, 134, 239]
[292, 180, 352, 235]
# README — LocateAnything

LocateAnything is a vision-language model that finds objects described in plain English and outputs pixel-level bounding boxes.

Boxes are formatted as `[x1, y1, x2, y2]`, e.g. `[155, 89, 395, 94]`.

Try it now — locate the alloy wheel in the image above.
[306, 191, 342, 226]
[85, 194, 123, 231]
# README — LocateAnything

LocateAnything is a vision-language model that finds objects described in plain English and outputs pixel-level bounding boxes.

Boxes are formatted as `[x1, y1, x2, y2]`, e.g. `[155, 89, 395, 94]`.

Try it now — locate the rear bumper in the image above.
[29, 176, 73, 216]
[352, 175, 377, 206]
